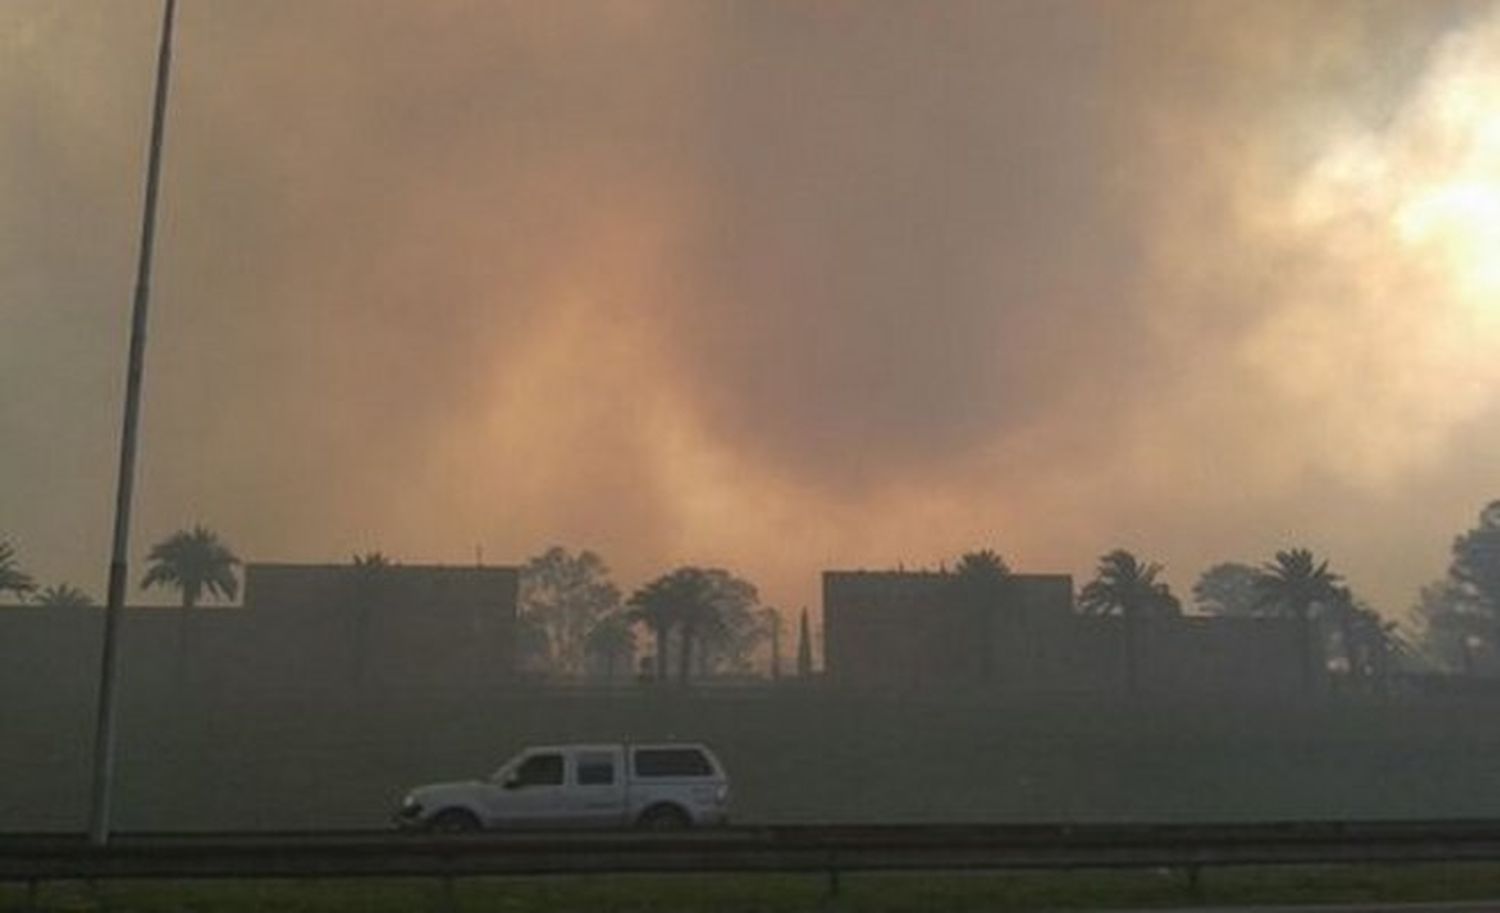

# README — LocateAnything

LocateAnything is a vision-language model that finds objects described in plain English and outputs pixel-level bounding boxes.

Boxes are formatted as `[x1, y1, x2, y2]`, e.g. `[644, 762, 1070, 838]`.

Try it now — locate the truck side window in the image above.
[634, 748, 712, 777]
[576, 752, 615, 785]
[515, 753, 564, 786]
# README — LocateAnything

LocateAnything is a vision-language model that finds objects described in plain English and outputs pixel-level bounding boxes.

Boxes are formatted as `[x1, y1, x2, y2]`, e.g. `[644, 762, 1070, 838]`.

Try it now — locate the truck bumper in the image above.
[696, 807, 731, 827]
[393, 806, 428, 831]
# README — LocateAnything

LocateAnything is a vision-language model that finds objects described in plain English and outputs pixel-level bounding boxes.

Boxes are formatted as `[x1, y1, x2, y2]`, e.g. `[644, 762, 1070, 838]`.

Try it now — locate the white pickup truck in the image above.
[395, 742, 730, 831]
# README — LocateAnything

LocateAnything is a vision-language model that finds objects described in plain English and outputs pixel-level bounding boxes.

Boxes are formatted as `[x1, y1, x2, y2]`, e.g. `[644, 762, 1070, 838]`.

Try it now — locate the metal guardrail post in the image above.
[1184, 864, 1203, 901]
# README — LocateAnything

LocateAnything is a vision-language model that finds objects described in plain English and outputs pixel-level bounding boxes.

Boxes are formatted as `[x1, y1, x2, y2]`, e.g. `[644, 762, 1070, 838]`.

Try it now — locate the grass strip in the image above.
[5, 863, 1500, 912]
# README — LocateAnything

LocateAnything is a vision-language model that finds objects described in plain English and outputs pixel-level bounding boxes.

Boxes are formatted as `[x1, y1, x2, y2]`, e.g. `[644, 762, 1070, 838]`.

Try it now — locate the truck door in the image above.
[484, 750, 567, 828]
[566, 747, 626, 827]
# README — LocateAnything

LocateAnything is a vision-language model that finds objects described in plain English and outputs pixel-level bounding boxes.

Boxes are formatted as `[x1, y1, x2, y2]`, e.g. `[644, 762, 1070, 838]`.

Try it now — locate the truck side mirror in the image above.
[503, 772, 521, 790]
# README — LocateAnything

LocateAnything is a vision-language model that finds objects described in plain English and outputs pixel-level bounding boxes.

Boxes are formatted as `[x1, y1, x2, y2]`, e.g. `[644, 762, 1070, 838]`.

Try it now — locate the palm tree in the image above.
[670, 571, 721, 685]
[140, 526, 241, 607]
[626, 567, 754, 686]
[1254, 548, 1342, 694]
[1078, 549, 1181, 694]
[0, 540, 36, 603]
[141, 525, 240, 688]
[1329, 599, 1398, 693]
[948, 550, 1011, 684]
[1323, 586, 1369, 687]
[584, 613, 636, 683]
[35, 583, 94, 607]
[353, 551, 392, 569]
[1353, 609, 1404, 693]
[627, 571, 691, 683]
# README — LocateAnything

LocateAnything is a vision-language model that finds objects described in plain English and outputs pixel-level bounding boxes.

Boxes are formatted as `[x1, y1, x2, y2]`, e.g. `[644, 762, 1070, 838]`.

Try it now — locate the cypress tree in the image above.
[796, 607, 813, 677]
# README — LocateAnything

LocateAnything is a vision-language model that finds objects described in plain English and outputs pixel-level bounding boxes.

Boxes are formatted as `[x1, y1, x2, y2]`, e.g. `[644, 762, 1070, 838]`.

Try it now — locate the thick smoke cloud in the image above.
[2, 1, 1498, 622]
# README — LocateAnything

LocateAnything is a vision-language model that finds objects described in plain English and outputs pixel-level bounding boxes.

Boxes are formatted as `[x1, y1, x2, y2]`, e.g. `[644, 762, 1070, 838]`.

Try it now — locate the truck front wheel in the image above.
[430, 808, 482, 833]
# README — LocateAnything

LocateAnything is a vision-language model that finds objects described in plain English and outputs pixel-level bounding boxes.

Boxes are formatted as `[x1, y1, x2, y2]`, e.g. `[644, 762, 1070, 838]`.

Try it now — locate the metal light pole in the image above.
[88, 0, 177, 846]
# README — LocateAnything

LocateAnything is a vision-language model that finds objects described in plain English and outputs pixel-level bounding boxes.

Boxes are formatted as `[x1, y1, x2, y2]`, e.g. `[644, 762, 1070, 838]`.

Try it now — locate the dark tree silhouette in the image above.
[1347, 603, 1401, 691]
[627, 566, 759, 686]
[583, 612, 636, 683]
[1254, 548, 1342, 693]
[1404, 503, 1500, 676]
[140, 526, 240, 688]
[1321, 586, 1396, 690]
[761, 607, 783, 680]
[1324, 586, 1359, 679]
[796, 607, 813, 677]
[349, 551, 394, 685]
[515, 614, 552, 676]
[1192, 562, 1263, 617]
[1452, 502, 1500, 605]
[1078, 549, 1181, 694]
[948, 549, 1011, 683]
[692, 569, 761, 677]
[521, 547, 621, 676]
[1411, 578, 1488, 674]
[671, 574, 717, 685]
[1449, 501, 1500, 650]
[35, 583, 94, 608]
[627, 570, 694, 683]
[0, 540, 37, 602]
[140, 526, 240, 607]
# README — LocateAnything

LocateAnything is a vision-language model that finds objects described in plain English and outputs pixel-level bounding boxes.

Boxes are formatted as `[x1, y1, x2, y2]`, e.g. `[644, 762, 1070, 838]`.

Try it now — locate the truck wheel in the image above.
[637, 804, 691, 831]
[430, 808, 482, 833]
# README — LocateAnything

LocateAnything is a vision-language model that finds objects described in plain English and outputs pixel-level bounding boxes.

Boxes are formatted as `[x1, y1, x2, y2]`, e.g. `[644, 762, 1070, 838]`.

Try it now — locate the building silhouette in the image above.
[823, 569, 1308, 696]
[0, 562, 519, 704]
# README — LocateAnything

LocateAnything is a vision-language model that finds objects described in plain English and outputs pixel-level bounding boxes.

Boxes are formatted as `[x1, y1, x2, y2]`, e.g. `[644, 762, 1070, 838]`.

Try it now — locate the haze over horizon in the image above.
[4, 1, 1500, 624]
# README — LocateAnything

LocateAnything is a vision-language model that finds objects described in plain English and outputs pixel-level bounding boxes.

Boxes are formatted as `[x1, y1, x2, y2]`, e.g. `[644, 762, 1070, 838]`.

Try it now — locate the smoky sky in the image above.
[3, 0, 1500, 623]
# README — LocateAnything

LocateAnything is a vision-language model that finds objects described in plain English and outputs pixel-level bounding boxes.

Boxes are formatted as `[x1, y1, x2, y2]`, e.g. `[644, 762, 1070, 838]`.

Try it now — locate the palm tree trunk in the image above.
[175, 606, 189, 690]
[1124, 613, 1139, 696]
[978, 600, 993, 685]
[354, 605, 371, 688]
[1372, 634, 1391, 697]
[678, 625, 695, 686]
[654, 625, 668, 682]
[1339, 615, 1358, 690]
[1299, 609, 1316, 695]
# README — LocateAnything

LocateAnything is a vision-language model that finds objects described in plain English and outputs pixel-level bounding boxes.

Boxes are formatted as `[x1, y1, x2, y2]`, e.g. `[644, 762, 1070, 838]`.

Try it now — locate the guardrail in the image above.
[6, 821, 1500, 897]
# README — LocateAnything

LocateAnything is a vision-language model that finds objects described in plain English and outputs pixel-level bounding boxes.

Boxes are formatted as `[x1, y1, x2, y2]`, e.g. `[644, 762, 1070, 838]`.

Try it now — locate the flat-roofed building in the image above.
[823, 569, 1306, 696]
[823, 570, 1074, 691]
[0, 562, 519, 704]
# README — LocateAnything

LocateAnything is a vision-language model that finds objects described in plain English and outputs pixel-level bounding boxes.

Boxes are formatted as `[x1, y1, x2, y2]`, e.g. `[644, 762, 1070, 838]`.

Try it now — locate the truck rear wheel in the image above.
[637, 804, 690, 831]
